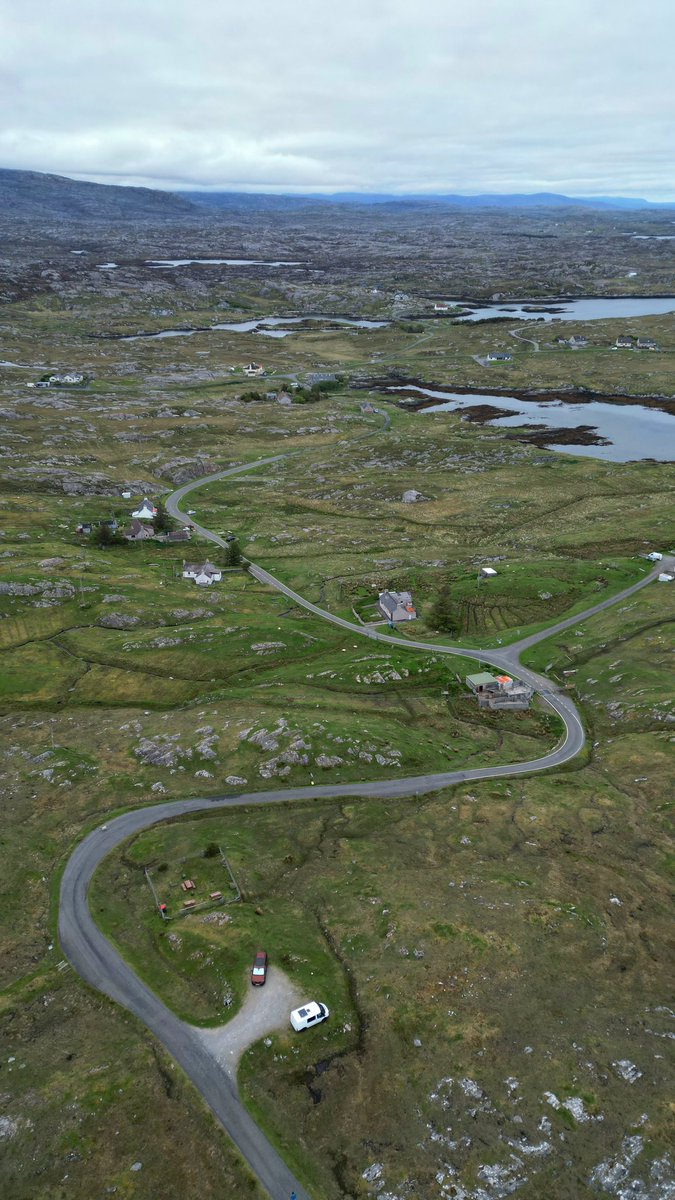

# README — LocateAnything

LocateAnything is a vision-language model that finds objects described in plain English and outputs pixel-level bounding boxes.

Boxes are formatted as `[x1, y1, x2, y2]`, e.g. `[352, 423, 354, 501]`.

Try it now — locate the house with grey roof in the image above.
[132, 497, 157, 521]
[183, 561, 222, 586]
[163, 529, 192, 542]
[125, 519, 155, 541]
[378, 590, 417, 623]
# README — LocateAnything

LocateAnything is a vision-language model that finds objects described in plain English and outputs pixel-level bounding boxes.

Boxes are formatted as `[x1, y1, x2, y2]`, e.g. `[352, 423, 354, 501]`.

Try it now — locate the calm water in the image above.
[453, 296, 675, 322]
[398, 386, 674, 462]
[121, 315, 388, 341]
[145, 258, 304, 267]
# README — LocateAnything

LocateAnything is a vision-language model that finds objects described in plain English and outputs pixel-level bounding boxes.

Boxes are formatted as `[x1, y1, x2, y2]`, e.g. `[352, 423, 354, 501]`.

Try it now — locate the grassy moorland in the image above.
[93, 581, 675, 1199]
[0, 282, 673, 1199]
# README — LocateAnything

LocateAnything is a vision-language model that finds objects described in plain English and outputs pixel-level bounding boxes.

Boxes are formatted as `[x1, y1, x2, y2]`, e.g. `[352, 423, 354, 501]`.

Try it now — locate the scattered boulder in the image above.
[135, 738, 181, 767]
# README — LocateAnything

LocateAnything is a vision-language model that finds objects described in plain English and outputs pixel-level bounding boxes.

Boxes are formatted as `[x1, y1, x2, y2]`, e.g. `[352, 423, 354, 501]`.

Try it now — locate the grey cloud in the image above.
[1, 0, 673, 197]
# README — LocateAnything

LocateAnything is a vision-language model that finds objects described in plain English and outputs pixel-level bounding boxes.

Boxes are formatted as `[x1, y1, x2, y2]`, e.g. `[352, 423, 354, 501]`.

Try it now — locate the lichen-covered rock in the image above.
[315, 754, 344, 768]
[99, 613, 140, 629]
[157, 457, 217, 485]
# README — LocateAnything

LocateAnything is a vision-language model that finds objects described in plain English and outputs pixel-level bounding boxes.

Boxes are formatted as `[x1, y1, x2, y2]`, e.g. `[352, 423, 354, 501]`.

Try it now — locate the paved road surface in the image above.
[509, 327, 540, 352]
[60, 438, 670, 1199]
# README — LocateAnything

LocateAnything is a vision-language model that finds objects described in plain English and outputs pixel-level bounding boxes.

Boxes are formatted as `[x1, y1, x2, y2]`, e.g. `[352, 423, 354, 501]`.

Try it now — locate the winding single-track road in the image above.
[59, 433, 669, 1200]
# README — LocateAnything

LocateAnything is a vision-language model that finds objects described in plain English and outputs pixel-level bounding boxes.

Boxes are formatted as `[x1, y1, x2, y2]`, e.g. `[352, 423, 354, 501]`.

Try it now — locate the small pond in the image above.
[145, 258, 304, 267]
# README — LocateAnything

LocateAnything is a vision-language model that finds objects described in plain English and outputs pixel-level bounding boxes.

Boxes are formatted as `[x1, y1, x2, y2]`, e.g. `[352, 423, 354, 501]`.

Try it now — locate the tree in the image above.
[224, 539, 242, 567]
[90, 523, 126, 549]
[154, 500, 172, 534]
[429, 583, 457, 634]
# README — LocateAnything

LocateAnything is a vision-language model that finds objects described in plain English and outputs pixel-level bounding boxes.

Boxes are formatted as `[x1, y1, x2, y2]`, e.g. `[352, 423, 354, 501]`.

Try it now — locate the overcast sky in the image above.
[2, 0, 673, 197]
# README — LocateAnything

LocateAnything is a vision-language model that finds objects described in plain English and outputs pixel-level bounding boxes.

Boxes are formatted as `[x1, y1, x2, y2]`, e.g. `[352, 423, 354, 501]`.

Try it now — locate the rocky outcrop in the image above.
[98, 612, 140, 629]
[6, 469, 158, 496]
[156, 457, 217, 485]
[0, 579, 75, 600]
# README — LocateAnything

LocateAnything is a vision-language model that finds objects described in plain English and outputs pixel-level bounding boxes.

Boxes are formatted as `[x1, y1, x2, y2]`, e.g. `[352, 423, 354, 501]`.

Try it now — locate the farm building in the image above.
[466, 671, 533, 711]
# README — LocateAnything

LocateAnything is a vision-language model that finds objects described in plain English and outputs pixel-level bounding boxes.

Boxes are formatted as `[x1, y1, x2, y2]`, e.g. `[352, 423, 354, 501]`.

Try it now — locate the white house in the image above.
[183, 561, 222, 586]
[244, 363, 265, 377]
[49, 372, 84, 385]
[132, 497, 157, 521]
[378, 590, 417, 623]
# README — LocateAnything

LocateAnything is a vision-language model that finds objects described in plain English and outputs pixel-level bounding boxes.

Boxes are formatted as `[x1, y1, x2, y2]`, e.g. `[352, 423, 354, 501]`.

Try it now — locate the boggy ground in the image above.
[0, 273, 673, 1200]
[89, 583, 675, 1200]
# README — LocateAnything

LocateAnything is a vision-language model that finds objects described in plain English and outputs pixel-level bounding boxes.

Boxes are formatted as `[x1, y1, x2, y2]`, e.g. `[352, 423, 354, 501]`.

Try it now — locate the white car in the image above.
[290, 1001, 329, 1032]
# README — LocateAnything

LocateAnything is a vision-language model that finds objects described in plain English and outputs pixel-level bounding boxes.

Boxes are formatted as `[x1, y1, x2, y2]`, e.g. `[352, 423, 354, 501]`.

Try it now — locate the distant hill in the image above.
[0, 168, 201, 221]
[2, 168, 673, 222]
[185, 189, 675, 211]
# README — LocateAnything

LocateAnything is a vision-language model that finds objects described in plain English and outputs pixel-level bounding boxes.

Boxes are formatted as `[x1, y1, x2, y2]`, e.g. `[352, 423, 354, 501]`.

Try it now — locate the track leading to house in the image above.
[61, 426, 668, 1200]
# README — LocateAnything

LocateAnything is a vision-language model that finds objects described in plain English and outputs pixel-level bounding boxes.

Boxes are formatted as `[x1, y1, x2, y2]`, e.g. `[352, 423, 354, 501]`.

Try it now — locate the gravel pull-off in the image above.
[195, 966, 302, 1078]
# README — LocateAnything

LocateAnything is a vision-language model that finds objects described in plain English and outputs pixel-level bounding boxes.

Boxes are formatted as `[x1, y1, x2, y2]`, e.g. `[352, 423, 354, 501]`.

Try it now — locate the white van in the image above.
[290, 1001, 329, 1032]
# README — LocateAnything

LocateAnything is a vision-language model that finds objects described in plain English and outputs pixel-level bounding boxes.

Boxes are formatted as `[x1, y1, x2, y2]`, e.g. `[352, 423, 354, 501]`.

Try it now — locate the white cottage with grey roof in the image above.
[378, 590, 417, 623]
[182, 561, 222, 586]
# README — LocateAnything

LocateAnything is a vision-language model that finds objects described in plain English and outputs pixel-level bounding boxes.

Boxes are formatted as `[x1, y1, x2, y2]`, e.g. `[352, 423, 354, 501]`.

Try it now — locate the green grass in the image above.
[2, 280, 674, 1199]
[93, 768, 675, 1199]
[0, 972, 265, 1200]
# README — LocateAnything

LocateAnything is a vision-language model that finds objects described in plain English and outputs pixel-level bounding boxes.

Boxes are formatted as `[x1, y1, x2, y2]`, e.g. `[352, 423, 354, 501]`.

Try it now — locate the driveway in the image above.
[196, 967, 302, 1079]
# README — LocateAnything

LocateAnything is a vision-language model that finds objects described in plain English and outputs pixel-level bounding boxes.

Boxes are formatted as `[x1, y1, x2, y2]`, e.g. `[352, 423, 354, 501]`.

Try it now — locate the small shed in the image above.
[466, 672, 500, 694]
[480, 567, 498, 579]
[658, 573, 673, 583]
